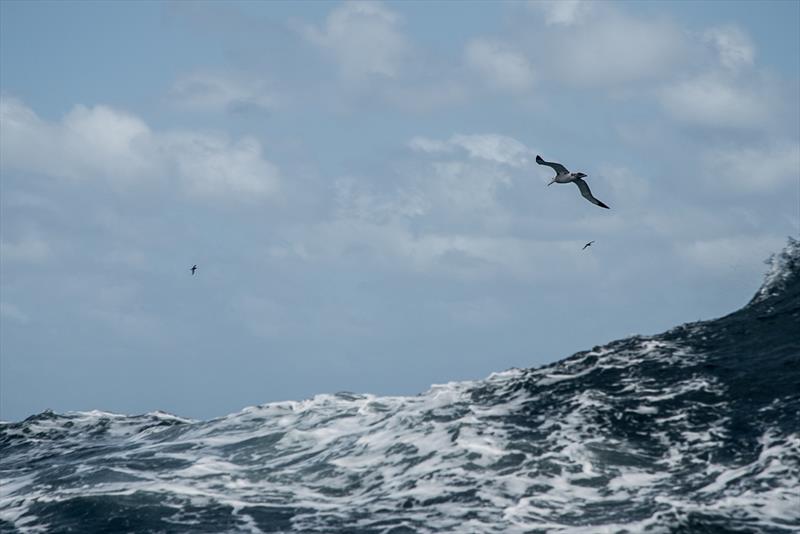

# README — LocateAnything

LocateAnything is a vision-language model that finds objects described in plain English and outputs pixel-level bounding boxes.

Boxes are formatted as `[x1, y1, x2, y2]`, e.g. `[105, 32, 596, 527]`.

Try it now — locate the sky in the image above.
[1, 0, 798, 422]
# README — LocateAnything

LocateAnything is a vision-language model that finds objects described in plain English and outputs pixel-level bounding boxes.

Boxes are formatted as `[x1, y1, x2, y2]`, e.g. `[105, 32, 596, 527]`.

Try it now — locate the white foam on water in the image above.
[2, 328, 798, 532]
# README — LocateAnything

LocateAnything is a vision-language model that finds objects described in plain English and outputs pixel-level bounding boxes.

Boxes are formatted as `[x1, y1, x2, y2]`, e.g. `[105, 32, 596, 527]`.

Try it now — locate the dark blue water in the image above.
[2, 239, 799, 533]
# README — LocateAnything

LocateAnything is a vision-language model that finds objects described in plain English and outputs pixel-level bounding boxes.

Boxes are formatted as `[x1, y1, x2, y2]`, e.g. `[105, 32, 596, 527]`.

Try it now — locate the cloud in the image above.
[409, 134, 533, 168]
[293, 2, 473, 113]
[169, 72, 278, 114]
[531, 9, 688, 87]
[334, 176, 428, 223]
[704, 25, 755, 72]
[300, 1, 410, 80]
[165, 133, 280, 197]
[702, 142, 800, 193]
[428, 160, 514, 216]
[332, 156, 511, 227]
[528, 0, 593, 27]
[465, 39, 535, 93]
[658, 74, 772, 129]
[264, 131, 558, 279]
[274, 130, 618, 282]
[0, 96, 156, 183]
[653, 22, 792, 134]
[0, 97, 280, 199]
[408, 137, 450, 154]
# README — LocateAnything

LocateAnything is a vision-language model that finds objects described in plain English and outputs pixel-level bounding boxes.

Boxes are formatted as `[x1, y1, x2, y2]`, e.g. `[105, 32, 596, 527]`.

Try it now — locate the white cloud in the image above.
[408, 137, 451, 154]
[268, 131, 549, 279]
[702, 142, 800, 193]
[300, 1, 410, 80]
[295, 2, 473, 113]
[465, 39, 535, 93]
[327, 134, 533, 247]
[279, 129, 615, 282]
[541, 11, 687, 86]
[704, 25, 755, 71]
[334, 176, 428, 223]
[169, 72, 278, 113]
[428, 160, 512, 214]
[0, 233, 51, 263]
[409, 133, 533, 168]
[0, 97, 157, 182]
[166, 133, 280, 197]
[332, 156, 511, 228]
[451, 135, 531, 167]
[659, 74, 771, 129]
[0, 97, 280, 199]
[528, 0, 592, 27]
[62, 105, 155, 178]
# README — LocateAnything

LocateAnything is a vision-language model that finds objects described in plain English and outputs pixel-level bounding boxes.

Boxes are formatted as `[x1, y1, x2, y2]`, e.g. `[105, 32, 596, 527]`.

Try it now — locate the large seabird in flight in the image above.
[536, 155, 610, 209]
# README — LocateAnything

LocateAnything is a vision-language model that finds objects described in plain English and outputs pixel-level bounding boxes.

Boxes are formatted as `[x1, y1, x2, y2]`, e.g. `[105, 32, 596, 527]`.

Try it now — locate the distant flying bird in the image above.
[190, 265, 197, 275]
[582, 241, 595, 250]
[536, 155, 610, 209]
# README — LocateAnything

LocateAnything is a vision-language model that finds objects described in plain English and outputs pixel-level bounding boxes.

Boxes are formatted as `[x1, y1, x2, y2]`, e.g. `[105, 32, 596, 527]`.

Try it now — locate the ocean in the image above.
[2, 238, 798, 533]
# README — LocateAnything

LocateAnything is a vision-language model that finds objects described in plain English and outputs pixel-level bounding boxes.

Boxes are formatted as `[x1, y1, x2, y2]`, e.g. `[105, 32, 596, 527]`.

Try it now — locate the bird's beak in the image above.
[547, 179, 555, 186]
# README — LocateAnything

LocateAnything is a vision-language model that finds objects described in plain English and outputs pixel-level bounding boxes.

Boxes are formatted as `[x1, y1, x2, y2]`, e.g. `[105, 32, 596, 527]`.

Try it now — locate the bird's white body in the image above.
[553, 173, 581, 184]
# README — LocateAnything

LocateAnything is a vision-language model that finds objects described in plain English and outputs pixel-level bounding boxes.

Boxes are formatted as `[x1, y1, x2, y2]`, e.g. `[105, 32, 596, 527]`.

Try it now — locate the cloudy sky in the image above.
[1, 1, 798, 421]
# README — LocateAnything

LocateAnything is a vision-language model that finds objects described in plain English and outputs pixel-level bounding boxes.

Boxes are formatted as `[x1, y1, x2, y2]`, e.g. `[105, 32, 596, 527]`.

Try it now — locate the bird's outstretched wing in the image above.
[536, 155, 569, 175]
[574, 178, 610, 209]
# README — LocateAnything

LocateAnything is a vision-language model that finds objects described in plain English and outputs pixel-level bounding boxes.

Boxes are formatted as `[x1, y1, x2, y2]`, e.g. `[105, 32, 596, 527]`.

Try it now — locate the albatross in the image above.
[536, 155, 609, 209]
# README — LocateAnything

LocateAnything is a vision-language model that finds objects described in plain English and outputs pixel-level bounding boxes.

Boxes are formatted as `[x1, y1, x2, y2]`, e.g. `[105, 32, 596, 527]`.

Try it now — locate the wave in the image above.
[2, 238, 799, 533]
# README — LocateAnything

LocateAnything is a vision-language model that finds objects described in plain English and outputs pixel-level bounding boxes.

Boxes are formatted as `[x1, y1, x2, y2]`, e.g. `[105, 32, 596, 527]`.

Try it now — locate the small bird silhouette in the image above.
[190, 265, 198, 275]
[582, 241, 595, 250]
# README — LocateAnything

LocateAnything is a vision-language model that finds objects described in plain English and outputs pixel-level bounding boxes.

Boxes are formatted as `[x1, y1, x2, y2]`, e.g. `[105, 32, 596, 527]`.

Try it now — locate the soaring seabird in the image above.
[190, 265, 197, 275]
[582, 240, 595, 250]
[536, 155, 610, 209]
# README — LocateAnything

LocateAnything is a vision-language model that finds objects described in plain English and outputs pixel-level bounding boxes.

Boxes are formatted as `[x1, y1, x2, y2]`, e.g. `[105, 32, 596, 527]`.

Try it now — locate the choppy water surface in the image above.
[2, 239, 799, 533]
